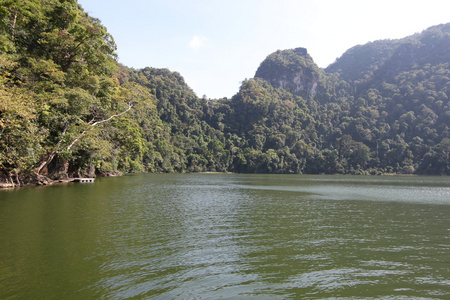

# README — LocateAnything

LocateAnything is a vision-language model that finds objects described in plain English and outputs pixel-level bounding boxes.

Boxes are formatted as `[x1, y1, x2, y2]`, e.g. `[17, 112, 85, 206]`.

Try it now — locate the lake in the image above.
[1, 174, 449, 299]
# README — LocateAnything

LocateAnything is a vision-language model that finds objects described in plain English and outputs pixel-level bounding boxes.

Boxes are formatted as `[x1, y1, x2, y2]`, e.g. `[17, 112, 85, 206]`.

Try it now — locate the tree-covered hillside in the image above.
[1, 1, 448, 186]
[0, 0, 155, 185]
[324, 23, 450, 174]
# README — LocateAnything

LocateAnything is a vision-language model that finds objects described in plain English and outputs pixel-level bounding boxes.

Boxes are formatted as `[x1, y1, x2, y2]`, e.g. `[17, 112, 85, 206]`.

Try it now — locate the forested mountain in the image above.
[254, 47, 322, 98]
[0, 1, 448, 186]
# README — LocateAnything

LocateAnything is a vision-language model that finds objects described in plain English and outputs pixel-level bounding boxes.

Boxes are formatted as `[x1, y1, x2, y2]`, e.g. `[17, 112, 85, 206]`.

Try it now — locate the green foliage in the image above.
[255, 47, 322, 98]
[0, 0, 145, 182]
[1, 3, 448, 182]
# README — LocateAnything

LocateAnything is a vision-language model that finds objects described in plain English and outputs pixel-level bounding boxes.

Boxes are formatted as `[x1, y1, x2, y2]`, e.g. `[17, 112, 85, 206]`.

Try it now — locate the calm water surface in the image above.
[0, 174, 449, 299]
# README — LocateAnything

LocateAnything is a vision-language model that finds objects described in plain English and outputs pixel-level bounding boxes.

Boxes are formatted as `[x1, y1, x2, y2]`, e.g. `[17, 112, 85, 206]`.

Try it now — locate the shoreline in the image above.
[1, 171, 437, 190]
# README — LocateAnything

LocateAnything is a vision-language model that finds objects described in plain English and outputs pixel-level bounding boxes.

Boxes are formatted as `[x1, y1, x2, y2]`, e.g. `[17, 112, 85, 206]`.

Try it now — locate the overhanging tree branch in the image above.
[35, 102, 133, 175]
[66, 102, 133, 151]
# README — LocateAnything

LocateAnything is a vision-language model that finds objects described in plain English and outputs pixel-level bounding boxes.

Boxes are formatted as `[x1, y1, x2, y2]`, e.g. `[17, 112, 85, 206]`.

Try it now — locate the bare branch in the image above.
[66, 102, 133, 151]
[91, 103, 133, 126]
[35, 102, 134, 174]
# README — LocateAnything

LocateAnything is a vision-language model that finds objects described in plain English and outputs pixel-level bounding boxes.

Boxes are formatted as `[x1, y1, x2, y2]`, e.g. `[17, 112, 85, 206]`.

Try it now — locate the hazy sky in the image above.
[77, 0, 450, 99]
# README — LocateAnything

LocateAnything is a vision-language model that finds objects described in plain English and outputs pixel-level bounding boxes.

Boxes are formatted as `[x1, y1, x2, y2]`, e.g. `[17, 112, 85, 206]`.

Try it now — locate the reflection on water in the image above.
[0, 174, 449, 299]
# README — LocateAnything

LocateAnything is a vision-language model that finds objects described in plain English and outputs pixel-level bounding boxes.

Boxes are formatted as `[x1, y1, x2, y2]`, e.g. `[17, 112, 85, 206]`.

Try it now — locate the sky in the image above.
[77, 0, 450, 99]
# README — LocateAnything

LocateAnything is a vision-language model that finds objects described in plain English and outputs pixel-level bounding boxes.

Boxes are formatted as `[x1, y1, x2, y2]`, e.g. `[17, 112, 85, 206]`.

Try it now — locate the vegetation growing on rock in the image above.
[1, 1, 448, 186]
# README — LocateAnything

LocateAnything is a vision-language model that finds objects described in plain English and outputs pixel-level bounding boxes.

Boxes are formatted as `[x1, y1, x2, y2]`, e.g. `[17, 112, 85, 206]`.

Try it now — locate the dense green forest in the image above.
[1, 0, 449, 186]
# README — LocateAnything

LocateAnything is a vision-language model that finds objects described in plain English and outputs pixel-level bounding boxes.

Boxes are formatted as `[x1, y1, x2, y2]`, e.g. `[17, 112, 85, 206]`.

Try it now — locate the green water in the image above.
[1, 174, 449, 299]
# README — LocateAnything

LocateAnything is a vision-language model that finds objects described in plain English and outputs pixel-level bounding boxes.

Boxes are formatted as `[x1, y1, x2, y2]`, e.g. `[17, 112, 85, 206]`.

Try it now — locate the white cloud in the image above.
[189, 35, 207, 53]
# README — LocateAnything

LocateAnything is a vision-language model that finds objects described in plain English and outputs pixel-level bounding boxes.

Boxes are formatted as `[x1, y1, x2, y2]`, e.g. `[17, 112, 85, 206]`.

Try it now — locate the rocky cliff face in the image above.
[254, 47, 322, 98]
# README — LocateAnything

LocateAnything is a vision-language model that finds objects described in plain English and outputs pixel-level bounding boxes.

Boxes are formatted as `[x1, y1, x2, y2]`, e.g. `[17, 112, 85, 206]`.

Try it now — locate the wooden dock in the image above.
[72, 178, 95, 183]
[59, 178, 95, 183]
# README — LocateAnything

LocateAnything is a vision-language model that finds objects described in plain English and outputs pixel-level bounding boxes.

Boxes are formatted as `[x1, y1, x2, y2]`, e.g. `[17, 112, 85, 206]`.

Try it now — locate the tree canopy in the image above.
[1, 2, 448, 186]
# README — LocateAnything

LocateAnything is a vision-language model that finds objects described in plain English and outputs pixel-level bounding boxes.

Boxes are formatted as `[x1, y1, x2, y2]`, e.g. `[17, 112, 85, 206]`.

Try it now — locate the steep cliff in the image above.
[254, 47, 322, 98]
